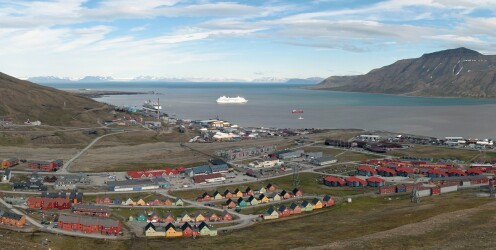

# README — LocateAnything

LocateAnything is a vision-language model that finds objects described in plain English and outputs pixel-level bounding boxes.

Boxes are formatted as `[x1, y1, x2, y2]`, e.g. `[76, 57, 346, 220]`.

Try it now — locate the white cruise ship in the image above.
[216, 96, 248, 104]
[143, 100, 162, 111]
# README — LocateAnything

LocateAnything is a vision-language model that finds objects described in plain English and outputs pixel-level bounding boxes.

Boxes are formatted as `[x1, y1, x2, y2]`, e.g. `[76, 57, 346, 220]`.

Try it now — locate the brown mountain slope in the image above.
[0, 72, 112, 126]
[315, 47, 496, 98]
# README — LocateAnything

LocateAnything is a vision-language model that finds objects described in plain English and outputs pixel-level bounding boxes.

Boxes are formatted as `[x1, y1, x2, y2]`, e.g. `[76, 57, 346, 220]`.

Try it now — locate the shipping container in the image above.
[415, 189, 431, 197]
[379, 186, 396, 195]
[431, 186, 441, 195]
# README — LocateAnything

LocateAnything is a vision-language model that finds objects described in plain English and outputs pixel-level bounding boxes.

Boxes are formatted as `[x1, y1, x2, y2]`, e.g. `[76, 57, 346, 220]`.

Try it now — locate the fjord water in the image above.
[46, 82, 496, 138]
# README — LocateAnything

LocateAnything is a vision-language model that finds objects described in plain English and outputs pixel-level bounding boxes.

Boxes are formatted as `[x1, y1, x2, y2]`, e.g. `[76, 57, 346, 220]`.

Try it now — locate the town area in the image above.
[0, 116, 495, 249]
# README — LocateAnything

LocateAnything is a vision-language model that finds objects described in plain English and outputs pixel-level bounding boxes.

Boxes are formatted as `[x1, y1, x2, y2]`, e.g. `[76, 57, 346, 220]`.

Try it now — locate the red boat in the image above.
[292, 109, 304, 114]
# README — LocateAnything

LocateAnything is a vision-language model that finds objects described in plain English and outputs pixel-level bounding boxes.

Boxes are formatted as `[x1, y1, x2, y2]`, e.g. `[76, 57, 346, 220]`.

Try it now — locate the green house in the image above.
[237, 197, 248, 207]
[247, 195, 259, 206]
[198, 221, 218, 236]
[300, 201, 314, 212]
[175, 198, 185, 206]
[137, 213, 147, 222]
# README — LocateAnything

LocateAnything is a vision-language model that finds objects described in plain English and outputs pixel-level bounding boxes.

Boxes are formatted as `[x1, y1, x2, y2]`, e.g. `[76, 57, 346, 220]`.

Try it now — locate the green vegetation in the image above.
[0, 183, 12, 191]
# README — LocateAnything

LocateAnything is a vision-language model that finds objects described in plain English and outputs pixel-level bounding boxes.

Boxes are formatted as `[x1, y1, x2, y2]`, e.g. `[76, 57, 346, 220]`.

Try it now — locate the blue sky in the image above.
[0, 0, 495, 80]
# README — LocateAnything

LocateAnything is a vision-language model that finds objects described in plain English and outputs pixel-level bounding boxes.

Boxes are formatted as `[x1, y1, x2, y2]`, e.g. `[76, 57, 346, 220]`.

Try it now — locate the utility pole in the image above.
[292, 163, 300, 189]
[157, 98, 160, 122]
[411, 175, 420, 203]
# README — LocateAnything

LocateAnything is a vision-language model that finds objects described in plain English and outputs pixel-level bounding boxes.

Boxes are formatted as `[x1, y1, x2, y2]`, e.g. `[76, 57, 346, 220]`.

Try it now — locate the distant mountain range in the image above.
[27, 76, 323, 84]
[314, 47, 496, 98]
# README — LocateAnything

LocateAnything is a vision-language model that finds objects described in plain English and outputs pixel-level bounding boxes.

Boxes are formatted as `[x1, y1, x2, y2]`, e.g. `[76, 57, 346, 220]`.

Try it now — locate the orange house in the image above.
[1, 212, 26, 228]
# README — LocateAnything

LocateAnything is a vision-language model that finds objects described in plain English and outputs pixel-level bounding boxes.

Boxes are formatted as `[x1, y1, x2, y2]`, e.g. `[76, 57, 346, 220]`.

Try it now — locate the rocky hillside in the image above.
[315, 48, 496, 98]
[0, 72, 112, 126]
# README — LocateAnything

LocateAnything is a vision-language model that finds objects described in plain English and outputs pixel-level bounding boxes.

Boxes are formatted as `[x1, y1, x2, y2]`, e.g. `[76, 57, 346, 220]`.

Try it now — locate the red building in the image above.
[376, 166, 397, 177]
[323, 176, 345, 186]
[58, 214, 121, 235]
[345, 176, 367, 187]
[127, 167, 185, 179]
[357, 165, 377, 176]
[72, 204, 111, 217]
[379, 185, 396, 195]
[278, 205, 291, 217]
[322, 195, 335, 207]
[27, 159, 63, 171]
[27, 197, 71, 210]
[181, 223, 199, 237]
[292, 188, 303, 197]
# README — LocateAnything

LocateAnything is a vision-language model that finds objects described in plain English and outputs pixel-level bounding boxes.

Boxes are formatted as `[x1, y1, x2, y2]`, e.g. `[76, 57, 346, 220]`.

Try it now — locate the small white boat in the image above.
[298, 116, 304, 120]
[217, 96, 247, 104]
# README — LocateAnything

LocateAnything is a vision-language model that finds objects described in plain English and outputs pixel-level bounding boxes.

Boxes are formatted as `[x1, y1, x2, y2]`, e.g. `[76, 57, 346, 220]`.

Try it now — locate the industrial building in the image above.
[107, 178, 170, 191]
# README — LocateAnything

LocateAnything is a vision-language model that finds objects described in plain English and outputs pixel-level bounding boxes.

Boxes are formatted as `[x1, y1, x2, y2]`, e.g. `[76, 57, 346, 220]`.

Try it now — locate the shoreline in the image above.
[66, 89, 152, 98]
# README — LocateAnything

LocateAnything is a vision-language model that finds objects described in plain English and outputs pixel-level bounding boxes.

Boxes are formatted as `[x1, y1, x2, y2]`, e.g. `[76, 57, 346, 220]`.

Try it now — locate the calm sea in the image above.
[44, 82, 496, 138]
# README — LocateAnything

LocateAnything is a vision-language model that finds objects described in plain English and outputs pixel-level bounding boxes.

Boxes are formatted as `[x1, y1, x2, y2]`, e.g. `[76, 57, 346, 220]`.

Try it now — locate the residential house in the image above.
[223, 190, 233, 199]
[292, 188, 303, 197]
[204, 211, 219, 222]
[232, 188, 243, 198]
[278, 205, 291, 217]
[163, 213, 175, 223]
[225, 198, 236, 208]
[300, 201, 314, 212]
[289, 203, 302, 214]
[266, 183, 277, 192]
[72, 204, 111, 217]
[69, 190, 84, 204]
[244, 187, 254, 196]
[258, 194, 269, 203]
[280, 190, 291, 199]
[2, 169, 12, 183]
[192, 212, 206, 222]
[323, 176, 346, 186]
[221, 210, 233, 221]
[145, 222, 165, 237]
[263, 206, 279, 220]
[366, 176, 386, 187]
[267, 192, 281, 201]
[165, 223, 183, 237]
[345, 176, 367, 187]
[124, 198, 136, 206]
[311, 198, 323, 209]
[237, 197, 248, 207]
[136, 199, 146, 206]
[162, 198, 173, 206]
[58, 214, 121, 235]
[136, 213, 147, 222]
[1, 212, 26, 228]
[198, 192, 211, 202]
[174, 198, 185, 206]
[322, 195, 335, 207]
[254, 186, 267, 194]
[198, 221, 218, 236]
[247, 196, 259, 206]
[181, 222, 199, 238]
[179, 212, 192, 222]
[212, 191, 224, 200]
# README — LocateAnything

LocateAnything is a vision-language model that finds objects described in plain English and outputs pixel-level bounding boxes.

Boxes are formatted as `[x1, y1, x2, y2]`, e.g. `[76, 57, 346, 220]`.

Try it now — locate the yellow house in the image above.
[145, 223, 165, 237]
[179, 212, 191, 222]
[192, 212, 206, 222]
[233, 189, 243, 198]
[136, 199, 146, 206]
[124, 198, 136, 206]
[165, 223, 183, 237]
[258, 194, 269, 203]
[311, 198, 323, 209]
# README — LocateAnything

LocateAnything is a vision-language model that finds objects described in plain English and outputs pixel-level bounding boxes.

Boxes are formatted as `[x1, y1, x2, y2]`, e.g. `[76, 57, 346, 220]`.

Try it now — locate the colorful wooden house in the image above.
[366, 176, 386, 187]
[323, 176, 345, 186]
[148, 213, 160, 223]
[255, 186, 267, 194]
[151, 198, 162, 206]
[278, 205, 291, 217]
[311, 198, 323, 209]
[267, 192, 281, 201]
[237, 197, 248, 207]
[163, 212, 175, 223]
[224, 189, 233, 199]
[102, 197, 112, 204]
[136, 199, 146, 206]
[198, 221, 218, 236]
[280, 190, 291, 199]
[344, 176, 367, 187]
[145, 222, 165, 237]
[247, 195, 259, 206]
[263, 206, 279, 220]
[179, 211, 191, 222]
[136, 213, 147, 222]
[266, 183, 277, 192]
[0, 212, 26, 228]
[174, 198, 185, 206]
[292, 188, 303, 197]
[300, 201, 314, 212]
[221, 210, 233, 221]
[192, 212, 206, 222]
[225, 198, 236, 208]
[244, 187, 254, 196]
[233, 188, 243, 198]
[165, 223, 183, 237]
[322, 195, 335, 207]
[181, 222, 199, 238]
[289, 203, 302, 214]
[258, 194, 269, 203]
[212, 191, 224, 200]
[204, 211, 219, 222]
[163, 198, 173, 206]
[124, 198, 136, 206]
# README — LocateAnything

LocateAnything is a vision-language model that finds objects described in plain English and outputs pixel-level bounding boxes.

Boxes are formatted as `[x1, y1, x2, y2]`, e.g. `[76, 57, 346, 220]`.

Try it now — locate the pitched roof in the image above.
[357, 165, 377, 174]
[278, 205, 288, 212]
[311, 198, 322, 205]
[181, 222, 193, 231]
[289, 203, 300, 210]
[301, 201, 310, 207]
[366, 176, 385, 183]
[165, 223, 176, 231]
[345, 176, 367, 185]
[323, 195, 333, 202]
[145, 222, 156, 231]
[324, 176, 345, 185]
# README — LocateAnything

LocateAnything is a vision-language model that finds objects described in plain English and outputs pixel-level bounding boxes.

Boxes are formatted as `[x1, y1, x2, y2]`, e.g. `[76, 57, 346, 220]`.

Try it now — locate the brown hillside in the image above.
[0, 72, 112, 126]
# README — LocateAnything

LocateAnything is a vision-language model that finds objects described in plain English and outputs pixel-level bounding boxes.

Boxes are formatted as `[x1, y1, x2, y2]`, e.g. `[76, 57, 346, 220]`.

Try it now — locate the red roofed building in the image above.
[27, 197, 71, 210]
[345, 176, 367, 187]
[427, 169, 448, 178]
[323, 176, 345, 187]
[127, 168, 183, 179]
[466, 168, 483, 176]
[445, 168, 466, 177]
[357, 165, 377, 176]
[376, 166, 397, 177]
[366, 176, 385, 187]
[396, 167, 415, 177]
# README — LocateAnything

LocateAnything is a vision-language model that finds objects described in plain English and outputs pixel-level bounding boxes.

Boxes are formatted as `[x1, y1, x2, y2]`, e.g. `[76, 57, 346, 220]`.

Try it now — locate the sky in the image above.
[0, 0, 495, 81]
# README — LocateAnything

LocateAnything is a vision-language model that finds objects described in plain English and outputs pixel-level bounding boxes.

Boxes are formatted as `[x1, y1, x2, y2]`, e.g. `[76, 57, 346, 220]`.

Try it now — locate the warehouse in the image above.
[311, 156, 337, 165]
[107, 178, 167, 191]
[193, 173, 226, 184]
